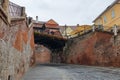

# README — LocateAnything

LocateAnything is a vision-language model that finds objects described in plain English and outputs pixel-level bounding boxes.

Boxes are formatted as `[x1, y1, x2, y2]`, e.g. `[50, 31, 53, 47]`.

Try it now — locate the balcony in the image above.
[9, 1, 25, 18]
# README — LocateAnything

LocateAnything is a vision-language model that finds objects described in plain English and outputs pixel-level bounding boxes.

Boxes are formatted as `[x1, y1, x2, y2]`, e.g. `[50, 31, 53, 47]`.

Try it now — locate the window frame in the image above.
[103, 16, 107, 23]
[111, 9, 115, 18]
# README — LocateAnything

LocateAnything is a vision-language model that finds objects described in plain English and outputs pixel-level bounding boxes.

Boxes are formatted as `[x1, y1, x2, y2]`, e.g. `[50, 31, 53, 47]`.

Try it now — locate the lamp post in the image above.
[113, 24, 118, 36]
[64, 24, 68, 39]
[92, 24, 95, 32]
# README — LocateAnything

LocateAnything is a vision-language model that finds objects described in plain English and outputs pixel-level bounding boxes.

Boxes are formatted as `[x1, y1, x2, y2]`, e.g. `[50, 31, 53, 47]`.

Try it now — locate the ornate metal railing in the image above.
[9, 2, 23, 18]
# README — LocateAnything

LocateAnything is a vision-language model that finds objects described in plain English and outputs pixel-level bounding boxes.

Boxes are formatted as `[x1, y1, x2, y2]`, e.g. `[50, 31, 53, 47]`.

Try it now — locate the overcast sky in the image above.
[10, 0, 115, 25]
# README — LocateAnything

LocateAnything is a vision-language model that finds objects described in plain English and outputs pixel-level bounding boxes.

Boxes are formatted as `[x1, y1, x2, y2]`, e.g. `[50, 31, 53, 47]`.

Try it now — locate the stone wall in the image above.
[35, 45, 51, 64]
[65, 31, 120, 67]
[51, 49, 65, 63]
[0, 10, 34, 80]
[34, 44, 66, 64]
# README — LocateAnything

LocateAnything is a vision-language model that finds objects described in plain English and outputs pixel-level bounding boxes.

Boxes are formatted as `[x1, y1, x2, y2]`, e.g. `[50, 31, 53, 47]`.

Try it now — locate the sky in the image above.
[10, 0, 115, 25]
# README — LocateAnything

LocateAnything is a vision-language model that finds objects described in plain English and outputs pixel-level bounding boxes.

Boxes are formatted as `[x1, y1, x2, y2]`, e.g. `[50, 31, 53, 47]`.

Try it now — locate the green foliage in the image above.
[34, 32, 67, 41]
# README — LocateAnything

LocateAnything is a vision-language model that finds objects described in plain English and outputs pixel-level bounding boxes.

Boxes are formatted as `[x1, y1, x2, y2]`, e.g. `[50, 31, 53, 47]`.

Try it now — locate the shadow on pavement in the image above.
[36, 63, 68, 67]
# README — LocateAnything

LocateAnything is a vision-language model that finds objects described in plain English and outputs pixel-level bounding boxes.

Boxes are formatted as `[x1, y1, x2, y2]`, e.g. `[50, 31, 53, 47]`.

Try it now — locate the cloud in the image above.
[10, 0, 115, 25]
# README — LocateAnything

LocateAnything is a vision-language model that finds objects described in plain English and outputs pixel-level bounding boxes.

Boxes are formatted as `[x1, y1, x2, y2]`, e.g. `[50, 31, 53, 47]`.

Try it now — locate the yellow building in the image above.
[60, 25, 76, 38]
[70, 25, 92, 37]
[63, 26, 73, 37]
[93, 0, 120, 31]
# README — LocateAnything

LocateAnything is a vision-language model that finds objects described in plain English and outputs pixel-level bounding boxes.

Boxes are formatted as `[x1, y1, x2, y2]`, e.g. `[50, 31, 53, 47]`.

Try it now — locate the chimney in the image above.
[21, 7, 26, 17]
[36, 16, 38, 23]
[77, 24, 79, 27]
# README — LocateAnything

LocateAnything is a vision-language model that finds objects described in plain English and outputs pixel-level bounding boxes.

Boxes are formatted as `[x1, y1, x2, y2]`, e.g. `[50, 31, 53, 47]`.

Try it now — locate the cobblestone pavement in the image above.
[22, 64, 120, 80]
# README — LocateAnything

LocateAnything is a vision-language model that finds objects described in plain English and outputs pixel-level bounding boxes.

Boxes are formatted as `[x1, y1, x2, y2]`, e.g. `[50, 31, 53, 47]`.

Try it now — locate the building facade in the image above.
[59, 25, 76, 38]
[33, 19, 62, 37]
[93, 0, 120, 31]
[70, 25, 92, 37]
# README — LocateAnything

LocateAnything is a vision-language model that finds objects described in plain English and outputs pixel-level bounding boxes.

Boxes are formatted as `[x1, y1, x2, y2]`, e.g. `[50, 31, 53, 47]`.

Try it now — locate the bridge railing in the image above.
[9, 1, 25, 18]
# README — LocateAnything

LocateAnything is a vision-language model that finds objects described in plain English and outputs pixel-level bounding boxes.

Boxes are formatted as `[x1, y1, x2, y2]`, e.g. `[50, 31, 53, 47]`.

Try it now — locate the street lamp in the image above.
[113, 24, 118, 36]
[64, 24, 68, 39]
[92, 24, 95, 32]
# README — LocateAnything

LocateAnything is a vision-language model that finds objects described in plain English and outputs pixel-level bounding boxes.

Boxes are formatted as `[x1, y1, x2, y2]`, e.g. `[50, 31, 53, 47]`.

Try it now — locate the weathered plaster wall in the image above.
[0, 16, 34, 80]
[65, 31, 120, 67]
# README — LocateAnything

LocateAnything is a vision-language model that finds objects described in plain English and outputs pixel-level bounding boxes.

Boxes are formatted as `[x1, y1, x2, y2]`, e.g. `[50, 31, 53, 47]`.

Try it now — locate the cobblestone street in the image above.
[22, 64, 120, 80]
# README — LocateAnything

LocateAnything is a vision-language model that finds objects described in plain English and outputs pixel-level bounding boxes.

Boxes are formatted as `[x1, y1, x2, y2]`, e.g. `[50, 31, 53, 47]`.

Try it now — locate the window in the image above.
[51, 31, 54, 35]
[103, 16, 107, 23]
[111, 9, 115, 18]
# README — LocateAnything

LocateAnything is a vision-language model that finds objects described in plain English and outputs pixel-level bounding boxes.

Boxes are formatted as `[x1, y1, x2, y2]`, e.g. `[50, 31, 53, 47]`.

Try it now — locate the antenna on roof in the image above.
[77, 24, 79, 27]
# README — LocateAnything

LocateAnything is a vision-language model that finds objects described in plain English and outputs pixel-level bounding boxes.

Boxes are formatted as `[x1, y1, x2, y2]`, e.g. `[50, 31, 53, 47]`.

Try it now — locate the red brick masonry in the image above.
[66, 31, 120, 67]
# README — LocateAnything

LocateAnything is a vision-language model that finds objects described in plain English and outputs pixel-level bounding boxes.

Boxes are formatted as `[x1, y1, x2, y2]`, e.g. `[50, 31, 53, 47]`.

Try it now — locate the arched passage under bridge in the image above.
[34, 33, 67, 63]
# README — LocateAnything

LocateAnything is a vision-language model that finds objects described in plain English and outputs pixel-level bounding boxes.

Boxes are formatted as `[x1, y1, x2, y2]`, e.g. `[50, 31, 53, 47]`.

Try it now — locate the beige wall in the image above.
[94, 4, 120, 30]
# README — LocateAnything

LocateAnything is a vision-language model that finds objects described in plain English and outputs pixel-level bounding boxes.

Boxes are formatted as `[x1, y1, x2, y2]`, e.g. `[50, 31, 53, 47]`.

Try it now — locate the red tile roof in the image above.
[45, 19, 59, 29]
[46, 19, 59, 25]
[32, 19, 59, 29]
[45, 24, 59, 29]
